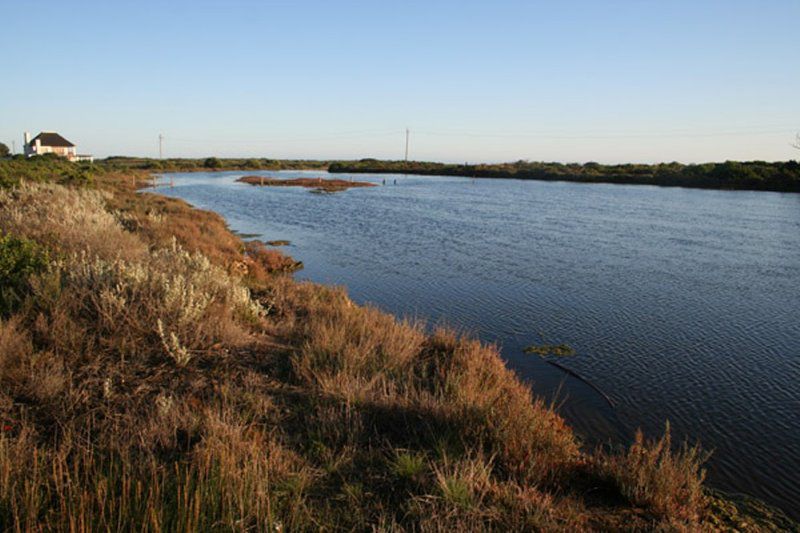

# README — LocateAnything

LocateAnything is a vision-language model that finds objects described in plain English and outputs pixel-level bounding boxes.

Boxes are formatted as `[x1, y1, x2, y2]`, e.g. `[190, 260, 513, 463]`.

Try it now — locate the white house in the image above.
[23, 131, 93, 162]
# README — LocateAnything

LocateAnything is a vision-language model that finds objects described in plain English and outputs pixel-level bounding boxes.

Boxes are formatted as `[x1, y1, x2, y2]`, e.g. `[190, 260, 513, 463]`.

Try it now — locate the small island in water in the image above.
[236, 175, 376, 193]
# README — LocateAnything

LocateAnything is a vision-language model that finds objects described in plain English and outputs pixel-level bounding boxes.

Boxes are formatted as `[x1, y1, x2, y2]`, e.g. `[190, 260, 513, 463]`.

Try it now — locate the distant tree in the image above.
[204, 157, 222, 169]
[793, 133, 800, 151]
[0, 143, 9, 158]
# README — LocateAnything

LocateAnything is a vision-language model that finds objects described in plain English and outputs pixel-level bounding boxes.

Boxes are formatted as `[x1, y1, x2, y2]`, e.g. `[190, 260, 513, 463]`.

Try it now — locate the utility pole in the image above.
[158, 133, 164, 159]
[404, 128, 409, 163]
[11, 141, 15, 155]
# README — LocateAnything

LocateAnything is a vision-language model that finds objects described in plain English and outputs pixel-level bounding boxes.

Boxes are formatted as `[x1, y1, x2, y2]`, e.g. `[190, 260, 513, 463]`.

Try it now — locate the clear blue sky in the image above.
[2, 0, 798, 163]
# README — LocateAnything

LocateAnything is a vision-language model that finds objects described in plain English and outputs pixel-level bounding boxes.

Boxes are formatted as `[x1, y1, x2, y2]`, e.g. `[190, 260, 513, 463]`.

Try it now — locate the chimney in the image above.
[23, 131, 31, 146]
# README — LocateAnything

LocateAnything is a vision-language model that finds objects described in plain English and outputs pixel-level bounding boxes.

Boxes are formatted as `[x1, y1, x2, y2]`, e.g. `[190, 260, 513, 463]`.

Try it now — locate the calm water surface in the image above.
[156, 170, 800, 517]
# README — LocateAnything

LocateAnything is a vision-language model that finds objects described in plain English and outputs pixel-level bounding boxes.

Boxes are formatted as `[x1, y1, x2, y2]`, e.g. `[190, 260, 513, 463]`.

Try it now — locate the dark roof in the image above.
[30, 132, 75, 147]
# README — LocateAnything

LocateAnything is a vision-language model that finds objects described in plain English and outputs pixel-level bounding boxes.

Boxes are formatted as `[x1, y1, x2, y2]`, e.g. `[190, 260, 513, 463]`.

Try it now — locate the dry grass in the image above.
[236, 175, 376, 193]
[95, 171, 297, 280]
[244, 240, 303, 281]
[596, 423, 709, 524]
[416, 329, 578, 485]
[0, 172, 758, 531]
[31, 241, 260, 363]
[0, 182, 146, 262]
[0, 407, 313, 532]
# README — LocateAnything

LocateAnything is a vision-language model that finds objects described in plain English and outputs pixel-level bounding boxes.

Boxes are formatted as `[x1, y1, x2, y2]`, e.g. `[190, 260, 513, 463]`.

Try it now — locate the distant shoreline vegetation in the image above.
[101, 156, 330, 172]
[329, 159, 800, 193]
[3, 154, 798, 193]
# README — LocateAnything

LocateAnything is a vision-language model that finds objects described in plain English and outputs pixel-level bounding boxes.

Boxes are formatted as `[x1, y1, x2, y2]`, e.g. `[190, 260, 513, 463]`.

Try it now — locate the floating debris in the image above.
[523, 343, 576, 357]
[522, 342, 615, 407]
[544, 360, 616, 408]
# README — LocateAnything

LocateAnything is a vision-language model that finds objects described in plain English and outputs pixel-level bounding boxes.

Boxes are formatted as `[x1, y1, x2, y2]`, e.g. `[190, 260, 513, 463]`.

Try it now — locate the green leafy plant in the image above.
[0, 234, 49, 316]
[390, 450, 427, 481]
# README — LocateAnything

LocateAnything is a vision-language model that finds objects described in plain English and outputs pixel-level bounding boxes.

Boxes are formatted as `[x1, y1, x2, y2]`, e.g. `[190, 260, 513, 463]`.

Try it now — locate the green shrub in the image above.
[204, 157, 222, 169]
[57, 167, 91, 186]
[0, 234, 49, 316]
[390, 450, 427, 481]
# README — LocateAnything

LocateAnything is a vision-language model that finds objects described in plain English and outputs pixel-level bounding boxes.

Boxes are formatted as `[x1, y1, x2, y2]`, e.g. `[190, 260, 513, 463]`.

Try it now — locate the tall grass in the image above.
[0, 182, 146, 262]
[598, 423, 709, 524]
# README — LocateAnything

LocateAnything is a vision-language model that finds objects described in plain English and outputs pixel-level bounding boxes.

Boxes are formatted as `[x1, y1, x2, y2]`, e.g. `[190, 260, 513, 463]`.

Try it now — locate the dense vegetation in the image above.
[101, 156, 329, 173]
[329, 159, 800, 192]
[0, 154, 95, 189]
[7, 154, 799, 193]
[0, 156, 795, 531]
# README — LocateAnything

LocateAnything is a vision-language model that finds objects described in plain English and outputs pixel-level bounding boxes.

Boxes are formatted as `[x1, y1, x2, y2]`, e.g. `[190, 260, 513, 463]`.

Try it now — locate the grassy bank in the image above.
[329, 159, 800, 192]
[0, 157, 794, 531]
[236, 175, 376, 193]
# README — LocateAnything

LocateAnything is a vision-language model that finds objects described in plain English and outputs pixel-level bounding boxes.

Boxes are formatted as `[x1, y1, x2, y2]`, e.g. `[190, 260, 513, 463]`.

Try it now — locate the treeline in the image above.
[0, 154, 330, 188]
[329, 159, 800, 192]
[5, 153, 799, 192]
[102, 156, 329, 172]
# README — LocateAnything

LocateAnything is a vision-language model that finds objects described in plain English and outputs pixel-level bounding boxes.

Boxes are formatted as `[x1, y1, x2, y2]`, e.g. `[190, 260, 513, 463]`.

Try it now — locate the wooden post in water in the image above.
[260, 176, 264, 186]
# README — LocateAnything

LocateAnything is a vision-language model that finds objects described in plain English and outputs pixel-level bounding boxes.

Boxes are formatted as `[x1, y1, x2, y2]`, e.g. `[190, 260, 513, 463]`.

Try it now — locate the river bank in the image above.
[157, 169, 800, 522]
[0, 158, 795, 530]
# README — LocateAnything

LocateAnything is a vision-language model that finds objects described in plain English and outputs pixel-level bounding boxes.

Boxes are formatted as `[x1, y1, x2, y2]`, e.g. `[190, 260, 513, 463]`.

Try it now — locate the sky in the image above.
[1, 0, 799, 163]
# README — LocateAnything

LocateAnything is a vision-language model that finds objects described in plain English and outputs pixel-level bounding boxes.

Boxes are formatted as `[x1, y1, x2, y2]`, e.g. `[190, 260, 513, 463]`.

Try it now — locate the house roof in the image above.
[30, 132, 75, 147]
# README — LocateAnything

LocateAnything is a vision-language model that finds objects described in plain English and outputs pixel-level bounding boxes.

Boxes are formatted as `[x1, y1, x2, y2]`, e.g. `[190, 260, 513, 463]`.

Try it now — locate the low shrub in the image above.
[0, 181, 146, 261]
[36, 240, 261, 362]
[597, 422, 708, 523]
[0, 234, 49, 316]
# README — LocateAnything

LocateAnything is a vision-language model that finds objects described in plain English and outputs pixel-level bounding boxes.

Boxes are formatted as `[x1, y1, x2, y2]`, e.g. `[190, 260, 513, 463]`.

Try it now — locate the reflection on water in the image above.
[157, 170, 800, 517]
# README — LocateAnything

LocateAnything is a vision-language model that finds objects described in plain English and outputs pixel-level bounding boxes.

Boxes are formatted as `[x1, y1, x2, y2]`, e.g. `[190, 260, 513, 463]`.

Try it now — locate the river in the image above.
[155, 170, 800, 517]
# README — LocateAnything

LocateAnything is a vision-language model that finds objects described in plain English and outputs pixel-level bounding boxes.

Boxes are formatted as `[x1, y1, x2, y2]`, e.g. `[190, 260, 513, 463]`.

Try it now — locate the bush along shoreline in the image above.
[0, 157, 796, 531]
[329, 159, 800, 193]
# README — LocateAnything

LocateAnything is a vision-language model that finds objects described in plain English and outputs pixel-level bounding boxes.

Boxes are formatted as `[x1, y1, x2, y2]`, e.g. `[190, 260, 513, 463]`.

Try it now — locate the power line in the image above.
[136, 125, 798, 159]
[415, 126, 797, 140]
[158, 125, 796, 147]
[167, 129, 400, 145]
